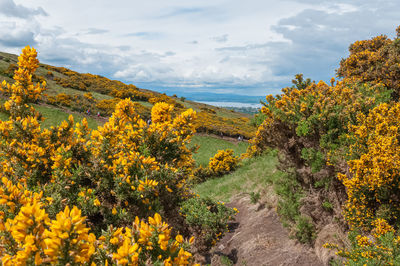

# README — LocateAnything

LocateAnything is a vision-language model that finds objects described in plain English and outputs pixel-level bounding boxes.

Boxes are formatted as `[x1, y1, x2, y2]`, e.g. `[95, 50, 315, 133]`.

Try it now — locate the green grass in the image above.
[34, 104, 100, 129]
[194, 150, 281, 202]
[0, 102, 100, 130]
[0, 111, 8, 121]
[190, 135, 249, 167]
[136, 101, 153, 108]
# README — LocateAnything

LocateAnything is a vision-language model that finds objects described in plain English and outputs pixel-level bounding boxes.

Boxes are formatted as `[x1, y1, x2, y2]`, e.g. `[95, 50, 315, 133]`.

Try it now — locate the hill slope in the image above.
[0, 50, 255, 138]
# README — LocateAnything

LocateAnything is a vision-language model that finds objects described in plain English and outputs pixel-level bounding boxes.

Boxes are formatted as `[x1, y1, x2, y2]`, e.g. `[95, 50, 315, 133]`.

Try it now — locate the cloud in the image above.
[2, 0, 400, 97]
[0, 21, 37, 47]
[211, 34, 228, 43]
[265, 1, 400, 81]
[124, 31, 164, 40]
[158, 7, 207, 18]
[84, 28, 109, 35]
[0, 29, 36, 47]
[0, 0, 47, 18]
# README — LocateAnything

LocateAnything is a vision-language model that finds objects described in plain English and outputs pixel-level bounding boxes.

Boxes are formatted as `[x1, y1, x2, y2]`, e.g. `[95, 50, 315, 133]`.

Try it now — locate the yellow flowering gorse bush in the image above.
[208, 149, 239, 176]
[0, 46, 207, 265]
[339, 102, 400, 230]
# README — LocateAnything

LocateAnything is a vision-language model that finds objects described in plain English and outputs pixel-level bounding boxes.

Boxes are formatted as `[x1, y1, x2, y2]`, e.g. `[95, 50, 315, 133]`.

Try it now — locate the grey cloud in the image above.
[38, 36, 122, 75]
[163, 51, 175, 57]
[0, 30, 36, 47]
[212, 34, 228, 43]
[0, 21, 37, 47]
[117, 45, 131, 51]
[266, 2, 400, 82]
[0, 0, 47, 18]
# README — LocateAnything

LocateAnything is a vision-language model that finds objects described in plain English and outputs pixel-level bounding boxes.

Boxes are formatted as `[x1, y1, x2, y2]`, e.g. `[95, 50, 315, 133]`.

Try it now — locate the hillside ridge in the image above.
[0, 50, 255, 139]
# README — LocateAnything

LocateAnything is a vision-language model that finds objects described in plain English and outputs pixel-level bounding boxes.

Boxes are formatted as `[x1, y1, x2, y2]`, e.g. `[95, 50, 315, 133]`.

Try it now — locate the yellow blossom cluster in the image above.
[104, 213, 195, 265]
[0, 46, 202, 265]
[339, 102, 400, 229]
[0, 187, 196, 265]
[326, 218, 400, 265]
[209, 149, 239, 176]
[337, 31, 400, 98]
[0, 46, 46, 119]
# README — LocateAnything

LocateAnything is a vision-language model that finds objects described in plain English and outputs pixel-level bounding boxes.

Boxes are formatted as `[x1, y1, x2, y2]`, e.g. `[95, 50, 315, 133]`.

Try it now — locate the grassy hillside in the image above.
[194, 151, 279, 202]
[0, 51, 255, 139]
[190, 135, 248, 167]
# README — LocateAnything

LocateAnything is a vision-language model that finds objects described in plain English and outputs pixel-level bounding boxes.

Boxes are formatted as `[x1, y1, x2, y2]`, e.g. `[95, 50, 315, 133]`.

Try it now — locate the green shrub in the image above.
[295, 215, 316, 244]
[179, 197, 237, 252]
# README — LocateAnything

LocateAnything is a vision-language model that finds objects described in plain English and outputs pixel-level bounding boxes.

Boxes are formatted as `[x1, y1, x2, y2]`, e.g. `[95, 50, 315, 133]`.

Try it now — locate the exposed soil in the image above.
[202, 195, 323, 266]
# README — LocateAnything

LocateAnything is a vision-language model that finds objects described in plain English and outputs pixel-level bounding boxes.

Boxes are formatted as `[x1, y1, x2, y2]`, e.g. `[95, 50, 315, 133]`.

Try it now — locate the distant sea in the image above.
[198, 101, 262, 108]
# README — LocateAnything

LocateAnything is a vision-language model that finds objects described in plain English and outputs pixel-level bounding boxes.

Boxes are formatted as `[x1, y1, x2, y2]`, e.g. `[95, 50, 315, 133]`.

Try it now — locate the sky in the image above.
[0, 0, 399, 98]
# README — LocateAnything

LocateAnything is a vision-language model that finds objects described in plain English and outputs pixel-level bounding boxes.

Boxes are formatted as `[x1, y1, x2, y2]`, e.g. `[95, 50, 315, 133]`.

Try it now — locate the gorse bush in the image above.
[337, 26, 400, 99]
[339, 102, 400, 230]
[0, 46, 235, 265]
[246, 74, 391, 241]
[209, 149, 239, 176]
[326, 218, 400, 265]
[249, 26, 400, 262]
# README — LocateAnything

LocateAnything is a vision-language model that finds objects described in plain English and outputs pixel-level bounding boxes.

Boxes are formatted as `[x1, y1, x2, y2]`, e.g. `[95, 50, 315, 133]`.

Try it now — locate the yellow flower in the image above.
[94, 198, 101, 207]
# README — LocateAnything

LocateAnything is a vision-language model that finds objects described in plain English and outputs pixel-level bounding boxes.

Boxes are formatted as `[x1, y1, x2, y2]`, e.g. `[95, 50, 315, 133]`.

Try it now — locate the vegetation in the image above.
[189, 135, 248, 167]
[179, 197, 237, 252]
[194, 150, 279, 202]
[0, 50, 256, 140]
[2, 19, 400, 266]
[246, 25, 400, 263]
[0, 46, 236, 265]
[208, 149, 239, 177]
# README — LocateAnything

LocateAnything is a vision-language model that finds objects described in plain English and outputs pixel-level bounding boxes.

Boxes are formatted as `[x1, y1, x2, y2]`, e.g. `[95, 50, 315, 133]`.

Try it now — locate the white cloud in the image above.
[0, 0, 399, 97]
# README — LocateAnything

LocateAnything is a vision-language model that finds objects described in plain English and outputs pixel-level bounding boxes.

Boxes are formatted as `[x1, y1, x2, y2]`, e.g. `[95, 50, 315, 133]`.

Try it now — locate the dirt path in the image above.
[206, 195, 323, 266]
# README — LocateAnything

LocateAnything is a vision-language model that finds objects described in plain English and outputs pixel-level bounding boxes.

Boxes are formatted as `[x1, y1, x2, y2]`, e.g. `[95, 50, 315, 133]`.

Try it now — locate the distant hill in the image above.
[0, 51, 256, 139]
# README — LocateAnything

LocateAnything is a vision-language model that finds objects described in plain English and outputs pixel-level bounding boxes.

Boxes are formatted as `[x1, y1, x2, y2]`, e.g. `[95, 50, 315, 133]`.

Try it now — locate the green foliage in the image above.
[220, 255, 234, 266]
[249, 191, 260, 204]
[295, 119, 311, 136]
[322, 201, 333, 211]
[179, 197, 236, 250]
[300, 148, 325, 173]
[294, 215, 316, 244]
[275, 171, 304, 229]
[192, 165, 212, 183]
[250, 112, 267, 127]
